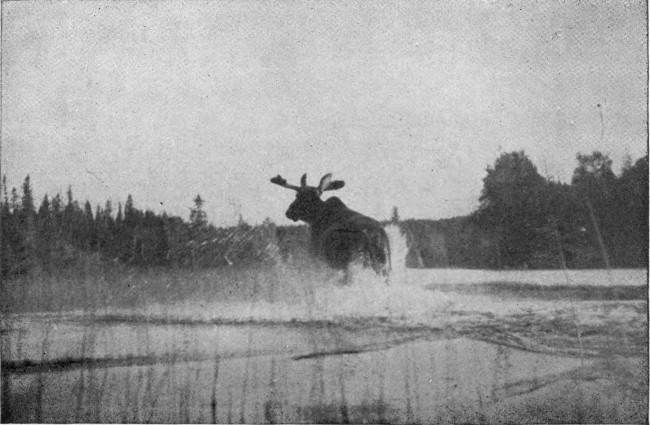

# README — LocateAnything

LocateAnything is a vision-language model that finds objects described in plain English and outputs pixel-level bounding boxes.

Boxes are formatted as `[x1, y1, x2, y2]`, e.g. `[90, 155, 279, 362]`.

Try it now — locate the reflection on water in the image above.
[5, 316, 641, 424]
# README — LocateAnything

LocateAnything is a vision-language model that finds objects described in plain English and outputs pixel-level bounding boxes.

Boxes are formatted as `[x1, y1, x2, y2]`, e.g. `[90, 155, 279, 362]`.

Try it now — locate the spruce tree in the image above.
[51, 193, 63, 237]
[189, 195, 208, 230]
[37, 195, 53, 267]
[10, 188, 20, 213]
[21, 175, 34, 215]
[84, 200, 95, 249]
[116, 202, 123, 224]
[20, 175, 36, 265]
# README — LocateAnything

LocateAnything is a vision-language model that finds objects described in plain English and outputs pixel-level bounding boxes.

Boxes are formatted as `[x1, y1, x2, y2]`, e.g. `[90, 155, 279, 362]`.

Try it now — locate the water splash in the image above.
[384, 223, 409, 285]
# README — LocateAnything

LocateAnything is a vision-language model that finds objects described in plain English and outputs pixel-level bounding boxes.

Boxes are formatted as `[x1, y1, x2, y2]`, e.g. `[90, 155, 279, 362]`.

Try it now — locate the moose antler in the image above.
[271, 173, 345, 192]
[270, 175, 301, 191]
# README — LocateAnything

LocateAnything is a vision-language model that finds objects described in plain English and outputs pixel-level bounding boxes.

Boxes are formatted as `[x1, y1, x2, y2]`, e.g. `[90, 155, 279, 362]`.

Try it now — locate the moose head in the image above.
[270, 173, 345, 223]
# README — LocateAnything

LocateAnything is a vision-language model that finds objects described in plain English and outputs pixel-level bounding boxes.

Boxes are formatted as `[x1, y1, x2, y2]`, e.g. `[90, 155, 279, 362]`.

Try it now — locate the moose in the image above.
[271, 173, 390, 283]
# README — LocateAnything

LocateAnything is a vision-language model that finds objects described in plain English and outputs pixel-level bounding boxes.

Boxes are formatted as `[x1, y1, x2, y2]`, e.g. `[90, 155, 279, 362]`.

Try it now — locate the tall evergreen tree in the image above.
[21, 175, 35, 215]
[38, 195, 50, 219]
[189, 195, 208, 231]
[10, 188, 20, 213]
[83, 200, 96, 249]
[36, 195, 54, 268]
[20, 175, 36, 264]
[63, 186, 75, 239]
[124, 195, 137, 228]
[116, 202, 123, 224]
[51, 193, 63, 237]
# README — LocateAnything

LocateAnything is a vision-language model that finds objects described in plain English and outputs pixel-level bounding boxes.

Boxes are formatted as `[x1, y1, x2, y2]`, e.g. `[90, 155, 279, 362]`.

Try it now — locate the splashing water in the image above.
[97, 223, 646, 356]
[102, 224, 455, 327]
[384, 223, 409, 284]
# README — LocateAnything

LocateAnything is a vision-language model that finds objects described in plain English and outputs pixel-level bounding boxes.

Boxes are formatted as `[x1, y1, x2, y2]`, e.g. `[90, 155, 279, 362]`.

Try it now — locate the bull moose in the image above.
[271, 173, 391, 283]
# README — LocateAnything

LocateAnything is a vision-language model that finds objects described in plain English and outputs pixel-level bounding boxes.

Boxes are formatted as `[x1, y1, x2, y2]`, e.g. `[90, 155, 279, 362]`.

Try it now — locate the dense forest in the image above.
[401, 151, 648, 270]
[1, 150, 647, 278]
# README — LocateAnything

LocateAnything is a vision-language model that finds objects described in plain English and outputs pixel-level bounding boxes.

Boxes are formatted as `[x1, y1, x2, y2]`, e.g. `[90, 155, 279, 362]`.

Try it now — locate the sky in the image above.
[2, 0, 647, 226]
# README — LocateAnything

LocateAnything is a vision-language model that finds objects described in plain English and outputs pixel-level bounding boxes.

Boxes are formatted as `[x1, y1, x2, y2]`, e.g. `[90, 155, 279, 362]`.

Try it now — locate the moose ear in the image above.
[327, 180, 345, 191]
[317, 173, 332, 194]
[300, 174, 307, 188]
[318, 173, 344, 193]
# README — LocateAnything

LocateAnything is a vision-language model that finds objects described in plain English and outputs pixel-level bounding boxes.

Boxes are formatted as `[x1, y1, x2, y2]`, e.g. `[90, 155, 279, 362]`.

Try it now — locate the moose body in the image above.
[271, 173, 390, 282]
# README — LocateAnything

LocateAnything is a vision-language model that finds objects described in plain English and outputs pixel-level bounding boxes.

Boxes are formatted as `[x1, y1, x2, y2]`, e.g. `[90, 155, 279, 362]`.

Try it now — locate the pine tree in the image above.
[10, 188, 20, 213]
[116, 202, 123, 224]
[51, 193, 63, 237]
[38, 195, 50, 219]
[63, 186, 75, 239]
[104, 200, 113, 221]
[189, 195, 208, 230]
[21, 175, 35, 215]
[83, 200, 96, 249]
[36, 195, 53, 268]
[20, 175, 36, 265]
[124, 194, 136, 228]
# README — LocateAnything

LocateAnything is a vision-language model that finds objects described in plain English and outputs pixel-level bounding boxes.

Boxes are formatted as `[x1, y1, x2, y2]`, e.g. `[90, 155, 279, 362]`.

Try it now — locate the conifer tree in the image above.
[36, 195, 53, 267]
[124, 195, 136, 228]
[51, 193, 63, 237]
[189, 195, 208, 231]
[116, 202, 123, 224]
[83, 200, 96, 249]
[20, 175, 36, 263]
[21, 175, 35, 215]
[10, 188, 20, 213]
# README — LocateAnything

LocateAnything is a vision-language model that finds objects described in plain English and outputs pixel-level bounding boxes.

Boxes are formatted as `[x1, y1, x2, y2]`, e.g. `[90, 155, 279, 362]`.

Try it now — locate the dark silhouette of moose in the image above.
[271, 173, 390, 283]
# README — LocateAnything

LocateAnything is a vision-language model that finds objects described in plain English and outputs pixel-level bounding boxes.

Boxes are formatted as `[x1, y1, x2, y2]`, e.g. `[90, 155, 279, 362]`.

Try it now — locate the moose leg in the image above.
[342, 251, 367, 285]
[379, 263, 390, 285]
[364, 240, 390, 284]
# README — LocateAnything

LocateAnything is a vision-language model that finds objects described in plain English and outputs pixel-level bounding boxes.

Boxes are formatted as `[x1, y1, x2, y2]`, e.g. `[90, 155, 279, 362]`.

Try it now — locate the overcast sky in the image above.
[2, 0, 647, 226]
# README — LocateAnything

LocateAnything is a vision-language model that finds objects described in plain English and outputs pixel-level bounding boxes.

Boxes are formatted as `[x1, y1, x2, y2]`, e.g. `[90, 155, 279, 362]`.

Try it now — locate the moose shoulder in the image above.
[271, 173, 390, 283]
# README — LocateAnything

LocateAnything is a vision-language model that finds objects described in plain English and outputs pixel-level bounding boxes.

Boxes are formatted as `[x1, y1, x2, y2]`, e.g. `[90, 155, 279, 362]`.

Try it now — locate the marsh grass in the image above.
[0, 257, 302, 315]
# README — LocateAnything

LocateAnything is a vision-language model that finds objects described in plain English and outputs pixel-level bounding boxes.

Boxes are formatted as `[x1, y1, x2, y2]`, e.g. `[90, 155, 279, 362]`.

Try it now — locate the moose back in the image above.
[271, 173, 391, 282]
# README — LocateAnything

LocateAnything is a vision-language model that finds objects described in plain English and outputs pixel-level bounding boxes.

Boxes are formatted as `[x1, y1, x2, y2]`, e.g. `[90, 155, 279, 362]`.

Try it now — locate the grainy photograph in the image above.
[1, 0, 648, 423]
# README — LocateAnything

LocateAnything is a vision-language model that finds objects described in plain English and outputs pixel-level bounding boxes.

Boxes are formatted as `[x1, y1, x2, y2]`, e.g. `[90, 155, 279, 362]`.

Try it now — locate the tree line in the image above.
[1, 180, 280, 278]
[399, 151, 647, 269]
[1, 150, 647, 277]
